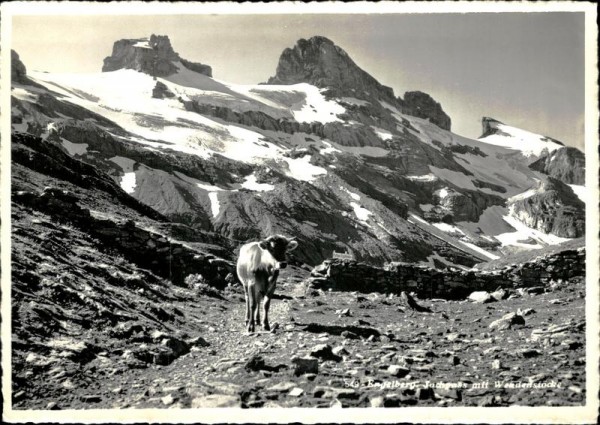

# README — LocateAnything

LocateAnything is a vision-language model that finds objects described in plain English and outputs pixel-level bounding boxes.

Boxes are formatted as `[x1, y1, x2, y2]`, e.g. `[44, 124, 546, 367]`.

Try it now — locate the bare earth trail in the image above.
[17, 266, 586, 410]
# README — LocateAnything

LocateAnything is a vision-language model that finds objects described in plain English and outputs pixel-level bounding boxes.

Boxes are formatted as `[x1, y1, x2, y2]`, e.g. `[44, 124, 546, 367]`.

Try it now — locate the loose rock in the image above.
[191, 394, 240, 408]
[310, 344, 342, 362]
[468, 291, 494, 304]
[292, 356, 319, 376]
[489, 312, 525, 330]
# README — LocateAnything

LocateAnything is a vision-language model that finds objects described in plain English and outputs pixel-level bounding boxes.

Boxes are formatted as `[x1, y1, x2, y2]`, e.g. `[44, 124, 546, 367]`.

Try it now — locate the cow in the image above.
[236, 235, 298, 333]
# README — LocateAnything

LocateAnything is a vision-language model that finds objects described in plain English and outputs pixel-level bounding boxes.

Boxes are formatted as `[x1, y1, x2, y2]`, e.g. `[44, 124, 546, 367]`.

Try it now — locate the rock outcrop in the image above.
[11, 50, 28, 84]
[401, 91, 451, 131]
[480, 117, 508, 138]
[183, 101, 386, 148]
[529, 147, 585, 185]
[266, 36, 397, 105]
[102, 34, 212, 78]
[152, 81, 176, 99]
[433, 188, 504, 222]
[509, 177, 585, 238]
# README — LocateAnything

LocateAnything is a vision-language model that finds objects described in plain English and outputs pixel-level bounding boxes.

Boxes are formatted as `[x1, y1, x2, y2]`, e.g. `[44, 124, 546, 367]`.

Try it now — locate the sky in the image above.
[10, 12, 585, 149]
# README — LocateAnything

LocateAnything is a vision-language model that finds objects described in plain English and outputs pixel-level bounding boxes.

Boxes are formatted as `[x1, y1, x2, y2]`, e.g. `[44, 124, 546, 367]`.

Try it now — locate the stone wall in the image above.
[308, 248, 585, 300]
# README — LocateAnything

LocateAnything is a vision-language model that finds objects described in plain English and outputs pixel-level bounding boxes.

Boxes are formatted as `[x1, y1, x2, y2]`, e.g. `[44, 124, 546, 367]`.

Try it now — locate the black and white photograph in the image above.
[1, 1, 598, 423]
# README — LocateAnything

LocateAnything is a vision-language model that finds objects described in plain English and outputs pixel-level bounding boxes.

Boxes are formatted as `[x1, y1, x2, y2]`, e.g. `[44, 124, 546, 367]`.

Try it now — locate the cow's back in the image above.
[236, 242, 263, 286]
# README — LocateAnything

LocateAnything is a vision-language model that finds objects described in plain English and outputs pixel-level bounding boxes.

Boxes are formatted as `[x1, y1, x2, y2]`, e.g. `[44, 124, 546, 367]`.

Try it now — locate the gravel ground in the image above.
[13, 265, 586, 410]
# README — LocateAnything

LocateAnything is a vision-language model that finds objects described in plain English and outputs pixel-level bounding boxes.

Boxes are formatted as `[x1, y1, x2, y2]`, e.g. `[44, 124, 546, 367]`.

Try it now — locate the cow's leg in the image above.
[243, 284, 250, 328]
[247, 282, 256, 333]
[250, 285, 261, 333]
[262, 296, 271, 331]
[262, 273, 278, 331]
[256, 292, 262, 327]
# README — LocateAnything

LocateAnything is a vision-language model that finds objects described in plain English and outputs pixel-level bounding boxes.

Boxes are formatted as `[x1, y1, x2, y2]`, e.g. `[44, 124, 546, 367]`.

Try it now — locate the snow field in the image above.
[478, 123, 563, 158]
[30, 69, 333, 185]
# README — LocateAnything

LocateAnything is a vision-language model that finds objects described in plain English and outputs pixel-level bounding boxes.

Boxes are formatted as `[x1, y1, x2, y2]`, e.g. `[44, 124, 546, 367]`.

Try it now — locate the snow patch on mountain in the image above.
[208, 192, 220, 218]
[568, 185, 587, 204]
[479, 122, 563, 158]
[133, 39, 152, 49]
[406, 174, 438, 182]
[320, 141, 342, 155]
[372, 126, 393, 141]
[340, 186, 361, 201]
[110, 156, 137, 194]
[436, 188, 451, 199]
[282, 156, 327, 182]
[241, 174, 274, 192]
[350, 202, 372, 223]
[12, 86, 38, 102]
[249, 83, 346, 124]
[120, 173, 137, 194]
[433, 222, 465, 235]
[496, 207, 572, 248]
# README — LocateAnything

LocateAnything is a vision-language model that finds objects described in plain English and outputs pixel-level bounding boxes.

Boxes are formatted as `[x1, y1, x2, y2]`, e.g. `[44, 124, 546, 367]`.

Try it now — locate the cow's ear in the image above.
[259, 240, 269, 250]
[287, 240, 298, 251]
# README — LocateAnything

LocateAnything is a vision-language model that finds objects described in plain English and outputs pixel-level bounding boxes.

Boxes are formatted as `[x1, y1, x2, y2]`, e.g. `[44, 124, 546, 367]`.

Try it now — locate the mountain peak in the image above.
[480, 116, 505, 138]
[266, 36, 396, 103]
[11, 50, 28, 84]
[102, 34, 212, 78]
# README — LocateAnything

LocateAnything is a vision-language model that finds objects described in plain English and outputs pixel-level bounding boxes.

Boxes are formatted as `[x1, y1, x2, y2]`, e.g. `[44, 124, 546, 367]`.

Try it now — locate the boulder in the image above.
[468, 291, 494, 304]
[491, 288, 508, 301]
[387, 365, 410, 378]
[292, 356, 319, 376]
[489, 312, 525, 330]
[191, 394, 240, 408]
[309, 344, 342, 362]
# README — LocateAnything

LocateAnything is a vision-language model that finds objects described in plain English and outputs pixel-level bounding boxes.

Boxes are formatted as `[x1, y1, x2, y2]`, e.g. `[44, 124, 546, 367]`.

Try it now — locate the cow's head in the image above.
[259, 235, 298, 269]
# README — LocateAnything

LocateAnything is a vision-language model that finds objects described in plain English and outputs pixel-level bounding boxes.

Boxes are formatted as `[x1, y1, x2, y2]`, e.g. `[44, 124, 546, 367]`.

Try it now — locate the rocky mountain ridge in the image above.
[11, 34, 586, 267]
[267, 36, 452, 130]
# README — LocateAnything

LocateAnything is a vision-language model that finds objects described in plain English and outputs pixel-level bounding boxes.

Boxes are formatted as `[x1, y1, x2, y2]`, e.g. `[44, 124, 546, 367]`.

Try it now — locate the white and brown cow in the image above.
[236, 235, 298, 333]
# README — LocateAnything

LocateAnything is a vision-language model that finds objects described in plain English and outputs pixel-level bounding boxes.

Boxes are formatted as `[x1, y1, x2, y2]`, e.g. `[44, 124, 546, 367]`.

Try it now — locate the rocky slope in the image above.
[508, 177, 585, 238]
[529, 147, 585, 185]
